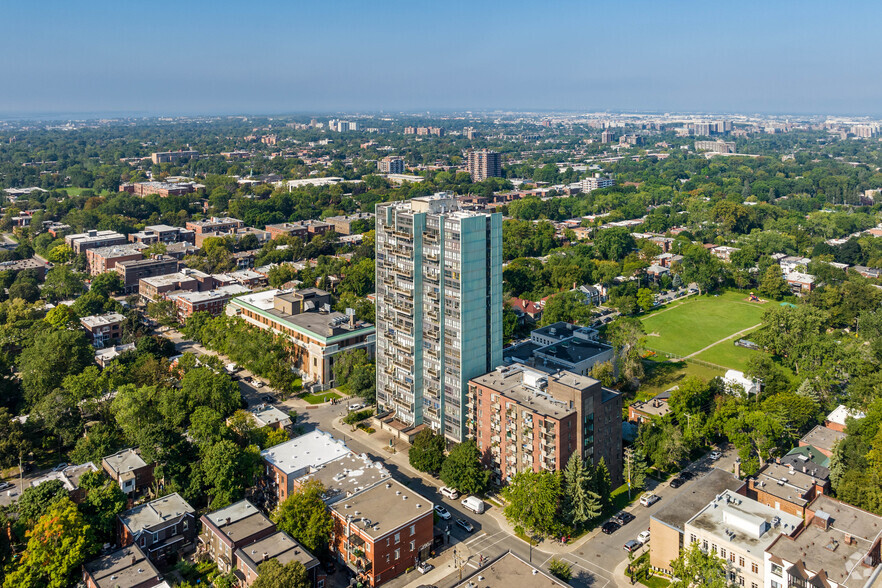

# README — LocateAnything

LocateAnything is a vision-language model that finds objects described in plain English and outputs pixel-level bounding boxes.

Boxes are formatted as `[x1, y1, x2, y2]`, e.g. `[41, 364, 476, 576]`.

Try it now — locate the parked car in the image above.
[613, 511, 635, 526]
[670, 477, 686, 488]
[348, 403, 364, 412]
[434, 505, 452, 520]
[417, 562, 434, 574]
[455, 518, 474, 533]
[322, 560, 336, 574]
[461, 496, 485, 514]
[261, 395, 276, 404]
[440, 486, 460, 500]
[709, 450, 722, 460]
[623, 540, 641, 553]
[601, 521, 620, 535]
[680, 472, 694, 481]
[640, 493, 660, 507]
[637, 530, 651, 545]
[0, 482, 13, 491]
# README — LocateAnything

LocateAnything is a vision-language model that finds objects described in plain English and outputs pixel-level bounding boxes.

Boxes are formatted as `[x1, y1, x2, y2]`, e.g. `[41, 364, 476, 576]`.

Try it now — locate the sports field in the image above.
[641, 291, 766, 363]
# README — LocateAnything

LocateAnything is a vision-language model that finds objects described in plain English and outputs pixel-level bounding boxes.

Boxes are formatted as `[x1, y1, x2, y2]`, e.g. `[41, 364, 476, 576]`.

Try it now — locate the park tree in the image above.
[408, 428, 446, 474]
[251, 559, 310, 588]
[758, 265, 789, 299]
[670, 542, 730, 588]
[272, 481, 333, 555]
[561, 454, 601, 530]
[503, 470, 561, 537]
[607, 316, 645, 388]
[4, 498, 96, 588]
[753, 305, 829, 375]
[440, 440, 490, 495]
[540, 290, 593, 326]
[636, 288, 655, 312]
[676, 244, 723, 295]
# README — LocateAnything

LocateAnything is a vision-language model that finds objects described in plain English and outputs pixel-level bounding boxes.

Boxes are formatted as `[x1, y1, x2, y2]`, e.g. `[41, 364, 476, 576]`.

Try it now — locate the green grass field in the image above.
[301, 391, 341, 404]
[641, 291, 766, 358]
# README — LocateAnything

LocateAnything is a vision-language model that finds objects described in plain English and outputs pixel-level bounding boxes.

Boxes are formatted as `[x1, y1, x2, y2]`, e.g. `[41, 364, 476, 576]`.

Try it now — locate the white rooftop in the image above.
[826, 405, 865, 427]
[81, 312, 126, 328]
[261, 430, 350, 476]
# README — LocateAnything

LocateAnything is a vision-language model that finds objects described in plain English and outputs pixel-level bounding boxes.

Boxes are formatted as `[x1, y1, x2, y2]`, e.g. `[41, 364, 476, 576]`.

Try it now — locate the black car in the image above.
[601, 521, 620, 534]
[261, 395, 275, 404]
[670, 477, 685, 488]
[613, 511, 635, 526]
[680, 472, 694, 481]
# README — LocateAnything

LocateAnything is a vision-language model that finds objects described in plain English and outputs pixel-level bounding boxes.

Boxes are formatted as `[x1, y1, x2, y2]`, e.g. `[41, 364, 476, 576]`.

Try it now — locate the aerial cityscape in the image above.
[1, 2, 882, 588]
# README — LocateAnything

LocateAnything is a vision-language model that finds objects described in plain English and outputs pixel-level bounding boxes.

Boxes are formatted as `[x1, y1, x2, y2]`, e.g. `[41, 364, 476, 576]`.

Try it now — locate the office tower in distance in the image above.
[375, 193, 502, 442]
[466, 149, 502, 181]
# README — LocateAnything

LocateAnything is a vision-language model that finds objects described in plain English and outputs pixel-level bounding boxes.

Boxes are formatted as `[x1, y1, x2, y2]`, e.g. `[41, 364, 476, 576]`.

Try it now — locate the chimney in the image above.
[262, 552, 269, 562]
[131, 555, 137, 566]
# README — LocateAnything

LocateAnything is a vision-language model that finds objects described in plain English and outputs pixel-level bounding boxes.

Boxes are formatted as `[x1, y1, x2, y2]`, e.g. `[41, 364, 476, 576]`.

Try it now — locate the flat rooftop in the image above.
[534, 337, 612, 365]
[470, 366, 574, 420]
[800, 425, 846, 454]
[103, 448, 147, 475]
[203, 500, 273, 543]
[250, 404, 291, 427]
[83, 545, 163, 588]
[261, 430, 350, 476]
[453, 551, 569, 587]
[172, 284, 250, 303]
[31, 462, 97, 492]
[767, 495, 882, 588]
[89, 243, 146, 258]
[81, 312, 126, 328]
[235, 531, 318, 573]
[141, 270, 210, 287]
[687, 490, 802, 555]
[330, 479, 432, 540]
[297, 453, 390, 504]
[826, 404, 865, 428]
[119, 493, 194, 534]
[651, 468, 745, 534]
[753, 462, 827, 506]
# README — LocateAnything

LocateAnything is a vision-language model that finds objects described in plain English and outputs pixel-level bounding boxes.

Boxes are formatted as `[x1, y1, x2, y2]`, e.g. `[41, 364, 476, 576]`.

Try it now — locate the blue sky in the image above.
[2, 0, 880, 116]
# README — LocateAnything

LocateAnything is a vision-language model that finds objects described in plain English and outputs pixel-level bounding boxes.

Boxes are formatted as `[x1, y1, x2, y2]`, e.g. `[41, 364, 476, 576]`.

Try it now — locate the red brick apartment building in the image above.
[170, 284, 250, 319]
[82, 545, 165, 588]
[102, 448, 155, 495]
[185, 216, 244, 234]
[86, 243, 145, 275]
[467, 365, 623, 486]
[117, 493, 196, 563]
[329, 480, 434, 587]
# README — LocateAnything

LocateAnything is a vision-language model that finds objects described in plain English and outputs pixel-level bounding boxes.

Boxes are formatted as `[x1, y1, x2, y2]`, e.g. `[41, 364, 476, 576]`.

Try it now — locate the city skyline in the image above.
[3, 1, 882, 117]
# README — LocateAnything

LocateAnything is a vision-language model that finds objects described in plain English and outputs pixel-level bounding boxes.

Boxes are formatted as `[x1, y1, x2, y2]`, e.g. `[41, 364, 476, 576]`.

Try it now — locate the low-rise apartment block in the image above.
[151, 150, 198, 164]
[115, 255, 179, 293]
[502, 322, 614, 377]
[199, 500, 277, 574]
[128, 224, 195, 245]
[117, 493, 196, 563]
[748, 462, 830, 518]
[66, 230, 128, 255]
[139, 269, 215, 302]
[377, 156, 405, 174]
[685, 490, 803, 588]
[119, 181, 197, 198]
[650, 468, 746, 573]
[86, 243, 145, 274]
[81, 312, 126, 347]
[170, 284, 251, 319]
[328, 479, 433, 587]
[0, 258, 47, 281]
[235, 531, 322, 587]
[227, 288, 375, 387]
[185, 217, 245, 235]
[102, 448, 155, 495]
[325, 212, 374, 235]
[260, 430, 350, 509]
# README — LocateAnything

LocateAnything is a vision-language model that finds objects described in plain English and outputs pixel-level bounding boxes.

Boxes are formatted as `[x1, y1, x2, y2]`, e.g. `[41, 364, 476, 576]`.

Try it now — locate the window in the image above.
[771, 581, 780, 588]
[394, 533, 400, 544]
[711, 544, 717, 554]
[385, 554, 390, 563]
[410, 540, 415, 551]
[394, 549, 400, 561]
[729, 553, 735, 563]
[738, 576, 744, 586]
[720, 548, 726, 559]
[771, 564, 783, 577]
[690, 534, 697, 544]
[702, 540, 708, 551]
[751, 563, 758, 574]
[752, 583, 758, 588]
[410, 524, 416, 536]
[739, 556, 745, 567]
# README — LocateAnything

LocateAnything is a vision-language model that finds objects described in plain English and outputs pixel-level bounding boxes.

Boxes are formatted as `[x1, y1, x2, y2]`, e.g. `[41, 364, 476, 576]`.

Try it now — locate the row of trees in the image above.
[409, 431, 490, 495]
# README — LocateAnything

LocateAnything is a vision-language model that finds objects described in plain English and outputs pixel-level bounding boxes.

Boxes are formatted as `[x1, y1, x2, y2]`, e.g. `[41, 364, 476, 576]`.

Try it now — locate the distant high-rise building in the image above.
[466, 149, 502, 181]
[580, 174, 616, 192]
[694, 122, 712, 136]
[375, 193, 502, 442]
[377, 156, 405, 174]
[600, 130, 614, 143]
[464, 127, 478, 140]
[695, 140, 737, 154]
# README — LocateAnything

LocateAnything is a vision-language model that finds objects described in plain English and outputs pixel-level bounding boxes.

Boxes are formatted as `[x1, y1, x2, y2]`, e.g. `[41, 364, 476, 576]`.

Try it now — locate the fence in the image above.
[643, 346, 728, 373]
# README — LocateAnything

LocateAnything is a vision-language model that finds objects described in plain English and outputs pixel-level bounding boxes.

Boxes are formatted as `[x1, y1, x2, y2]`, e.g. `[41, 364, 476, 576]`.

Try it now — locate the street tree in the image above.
[670, 542, 731, 588]
[198, 439, 261, 510]
[561, 454, 601, 529]
[408, 428, 446, 474]
[440, 440, 490, 495]
[502, 470, 561, 537]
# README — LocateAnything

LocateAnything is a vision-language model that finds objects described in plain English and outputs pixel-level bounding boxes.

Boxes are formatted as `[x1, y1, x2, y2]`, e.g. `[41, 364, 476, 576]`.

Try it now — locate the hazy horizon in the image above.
[3, 0, 881, 117]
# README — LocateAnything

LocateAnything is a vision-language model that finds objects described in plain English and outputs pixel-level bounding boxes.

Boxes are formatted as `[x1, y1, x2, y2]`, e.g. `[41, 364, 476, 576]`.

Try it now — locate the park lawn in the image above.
[636, 360, 725, 399]
[640, 291, 766, 357]
[693, 339, 760, 371]
[302, 391, 341, 404]
[62, 187, 112, 196]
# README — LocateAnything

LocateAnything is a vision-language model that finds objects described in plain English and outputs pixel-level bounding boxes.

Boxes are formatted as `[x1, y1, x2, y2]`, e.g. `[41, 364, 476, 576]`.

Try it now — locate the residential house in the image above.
[452, 551, 570, 588]
[102, 448, 154, 495]
[507, 297, 543, 323]
[30, 462, 98, 503]
[824, 404, 865, 433]
[95, 343, 137, 368]
[82, 544, 169, 588]
[747, 462, 830, 518]
[117, 493, 196, 563]
[628, 389, 673, 424]
[199, 500, 277, 574]
[235, 531, 323, 587]
[81, 313, 126, 348]
[799, 425, 846, 459]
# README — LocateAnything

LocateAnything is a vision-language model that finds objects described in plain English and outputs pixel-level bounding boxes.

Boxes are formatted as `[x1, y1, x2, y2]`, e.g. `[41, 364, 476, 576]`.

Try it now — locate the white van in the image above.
[440, 486, 459, 500]
[461, 496, 485, 514]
